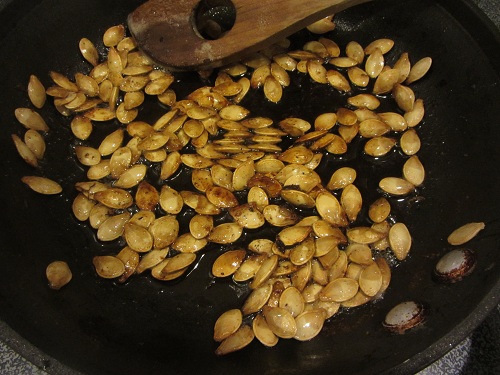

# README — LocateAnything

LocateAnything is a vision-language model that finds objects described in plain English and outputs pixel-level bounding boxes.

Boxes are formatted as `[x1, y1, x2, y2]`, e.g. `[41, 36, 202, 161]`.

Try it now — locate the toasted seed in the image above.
[94, 188, 133, 209]
[49, 71, 78, 92]
[388, 222, 412, 260]
[12, 133, 38, 167]
[46, 260, 73, 290]
[348, 94, 380, 110]
[103, 25, 125, 47]
[400, 128, 421, 156]
[341, 183, 362, 222]
[307, 60, 328, 84]
[70, 115, 93, 140]
[347, 67, 370, 88]
[320, 277, 359, 302]
[347, 227, 386, 244]
[294, 309, 326, 341]
[27, 75, 46, 109]
[365, 39, 394, 55]
[365, 48, 384, 78]
[124, 222, 153, 252]
[373, 68, 400, 95]
[393, 84, 415, 112]
[327, 167, 356, 190]
[358, 262, 383, 297]
[215, 324, 254, 355]
[15, 108, 49, 132]
[262, 305, 297, 339]
[379, 177, 415, 196]
[21, 176, 62, 194]
[206, 186, 239, 208]
[346, 41, 365, 64]
[214, 309, 243, 342]
[208, 223, 243, 244]
[330, 56, 358, 68]
[263, 76, 283, 103]
[404, 99, 425, 128]
[364, 137, 396, 157]
[212, 250, 247, 277]
[93, 255, 125, 278]
[326, 70, 351, 92]
[251, 254, 279, 289]
[406, 57, 432, 84]
[149, 216, 179, 249]
[95, 212, 131, 238]
[116, 247, 140, 283]
[315, 192, 348, 227]
[88, 203, 111, 229]
[368, 197, 391, 223]
[403, 155, 425, 186]
[447, 222, 485, 246]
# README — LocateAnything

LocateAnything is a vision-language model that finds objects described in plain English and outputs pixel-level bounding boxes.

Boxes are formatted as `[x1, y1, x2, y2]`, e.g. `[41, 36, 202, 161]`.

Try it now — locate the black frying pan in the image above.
[0, 0, 499, 374]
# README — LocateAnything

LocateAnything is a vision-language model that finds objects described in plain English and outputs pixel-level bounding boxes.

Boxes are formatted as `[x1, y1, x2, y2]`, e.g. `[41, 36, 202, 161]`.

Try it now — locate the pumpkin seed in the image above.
[21, 176, 62, 195]
[46, 261, 72, 290]
[93, 255, 125, 278]
[447, 222, 485, 246]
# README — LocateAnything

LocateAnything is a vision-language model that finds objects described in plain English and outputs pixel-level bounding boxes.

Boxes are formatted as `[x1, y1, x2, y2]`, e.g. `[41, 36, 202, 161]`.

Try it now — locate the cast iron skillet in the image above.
[0, 0, 499, 374]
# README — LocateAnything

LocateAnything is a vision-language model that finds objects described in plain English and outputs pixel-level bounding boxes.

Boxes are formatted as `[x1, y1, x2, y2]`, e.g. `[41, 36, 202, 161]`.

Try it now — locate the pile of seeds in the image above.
[13, 19, 434, 354]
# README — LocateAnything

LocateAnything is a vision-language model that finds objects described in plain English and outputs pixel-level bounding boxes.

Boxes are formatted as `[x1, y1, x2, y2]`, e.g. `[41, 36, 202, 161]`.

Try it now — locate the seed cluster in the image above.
[13, 18, 437, 354]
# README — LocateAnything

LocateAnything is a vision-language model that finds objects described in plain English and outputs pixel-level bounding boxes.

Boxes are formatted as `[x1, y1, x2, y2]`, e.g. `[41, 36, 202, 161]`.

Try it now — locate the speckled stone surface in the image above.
[0, 0, 499, 374]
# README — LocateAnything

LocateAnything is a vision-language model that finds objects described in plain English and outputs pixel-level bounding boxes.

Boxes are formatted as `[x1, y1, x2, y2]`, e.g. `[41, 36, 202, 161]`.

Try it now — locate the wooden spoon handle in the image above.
[128, 0, 371, 70]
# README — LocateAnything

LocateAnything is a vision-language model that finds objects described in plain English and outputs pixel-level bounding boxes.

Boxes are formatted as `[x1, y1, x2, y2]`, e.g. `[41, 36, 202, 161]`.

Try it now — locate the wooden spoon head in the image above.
[128, 0, 371, 71]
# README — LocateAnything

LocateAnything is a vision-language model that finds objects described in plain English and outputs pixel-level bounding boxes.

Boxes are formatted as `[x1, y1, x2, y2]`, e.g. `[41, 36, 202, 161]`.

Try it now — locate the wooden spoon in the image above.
[128, 0, 371, 71]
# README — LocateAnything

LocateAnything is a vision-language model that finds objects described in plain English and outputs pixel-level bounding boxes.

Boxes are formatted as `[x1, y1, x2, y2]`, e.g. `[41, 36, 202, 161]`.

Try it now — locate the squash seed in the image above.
[46, 261, 72, 290]
[93, 255, 125, 278]
[21, 176, 62, 195]
[447, 222, 485, 246]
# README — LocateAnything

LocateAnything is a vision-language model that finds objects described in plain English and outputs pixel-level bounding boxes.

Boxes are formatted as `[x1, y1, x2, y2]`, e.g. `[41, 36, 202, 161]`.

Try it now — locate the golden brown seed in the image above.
[393, 84, 415, 112]
[294, 309, 326, 341]
[124, 222, 153, 253]
[346, 41, 365, 64]
[208, 223, 243, 244]
[388, 222, 412, 260]
[400, 128, 421, 156]
[403, 155, 425, 186]
[364, 137, 396, 157]
[94, 188, 133, 209]
[93, 255, 125, 278]
[23, 129, 45, 160]
[15, 108, 49, 132]
[326, 70, 351, 92]
[347, 67, 370, 88]
[373, 68, 400, 95]
[262, 305, 297, 339]
[406, 57, 432, 84]
[379, 177, 415, 196]
[307, 60, 328, 84]
[447, 222, 485, 246]
[330, 57, 358, 68]
[46, 261, 72, 290]
[27, 75, 46, 109]
[214, 309, 243, 342]
[212, 250, 247, 277]
[116, 247, 139, 283]
[103, 25, 126, 47]
[404, 99, 425, 127]
[320, 277, 359, 302]
[348, 94, 380, 110]
[365, 39, 394, 55]
[365, 48, 384, 78]
[327, 167, 356, 190]
[215, 324, 254, 356]
[369, 197, 391, 223]
[21, 176, 62, 195]
[263, 76, 283, 103]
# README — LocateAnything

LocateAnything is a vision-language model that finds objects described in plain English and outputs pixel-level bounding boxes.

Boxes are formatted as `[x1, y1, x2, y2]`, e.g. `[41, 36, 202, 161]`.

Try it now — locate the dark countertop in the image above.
[0, 0, 499, 374]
